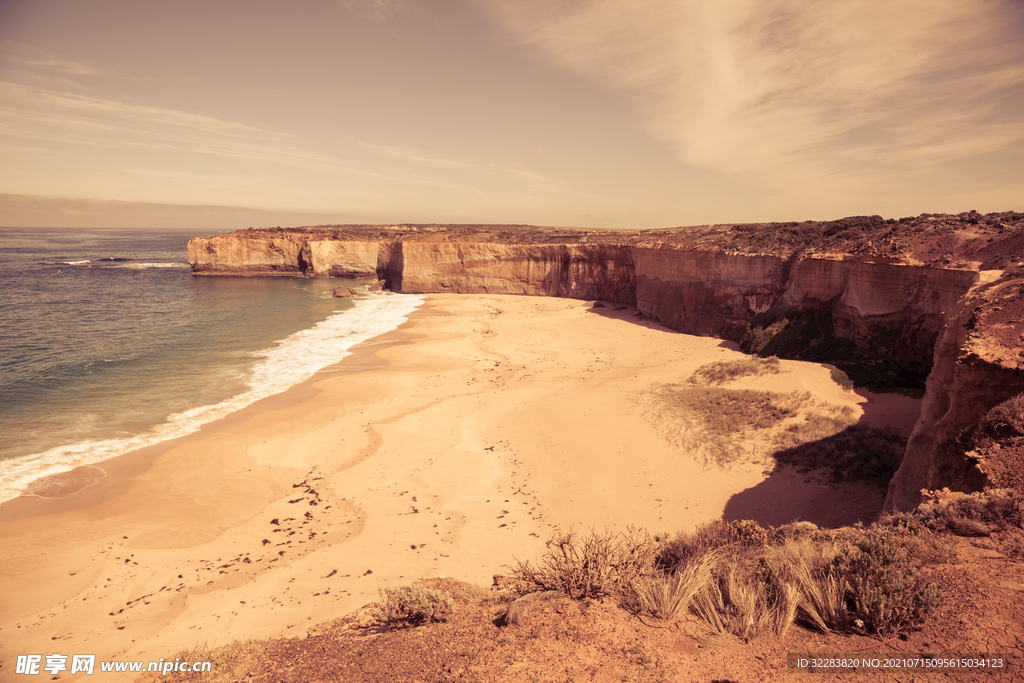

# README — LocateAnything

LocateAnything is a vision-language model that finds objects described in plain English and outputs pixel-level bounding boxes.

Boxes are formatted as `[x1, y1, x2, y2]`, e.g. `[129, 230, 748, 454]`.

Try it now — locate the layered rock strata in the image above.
[187, 213, 1024, 510]
[885, 270, 1024, 510]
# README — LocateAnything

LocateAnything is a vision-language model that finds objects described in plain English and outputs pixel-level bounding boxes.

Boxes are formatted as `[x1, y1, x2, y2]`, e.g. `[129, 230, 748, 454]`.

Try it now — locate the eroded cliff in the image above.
[187, 212, 1024, 510]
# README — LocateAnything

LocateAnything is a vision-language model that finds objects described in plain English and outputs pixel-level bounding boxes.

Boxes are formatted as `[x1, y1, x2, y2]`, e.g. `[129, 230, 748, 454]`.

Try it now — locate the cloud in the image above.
[0, 80, 379, 173]
[524, 146, 549, 164]
[339, 0, 406, 21]
[0, 79, 598, 217]
[477, 0, 1024, 206]
[1, 40, 95, 75]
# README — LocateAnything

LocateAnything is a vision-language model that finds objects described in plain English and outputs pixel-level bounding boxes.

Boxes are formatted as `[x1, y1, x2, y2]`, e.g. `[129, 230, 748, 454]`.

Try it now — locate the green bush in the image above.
[373, 584, 454, 626]
[740, 316, 789, 355]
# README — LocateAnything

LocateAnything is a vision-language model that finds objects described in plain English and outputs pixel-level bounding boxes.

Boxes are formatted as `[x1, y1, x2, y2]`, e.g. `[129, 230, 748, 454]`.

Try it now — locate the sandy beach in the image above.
[0, 294, 920, 680]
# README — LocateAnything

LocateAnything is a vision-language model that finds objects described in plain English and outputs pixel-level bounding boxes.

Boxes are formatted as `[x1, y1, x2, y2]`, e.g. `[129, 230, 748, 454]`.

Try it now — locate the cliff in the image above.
[885, 268, 1024, 510]
[187, 212, 1024, 510]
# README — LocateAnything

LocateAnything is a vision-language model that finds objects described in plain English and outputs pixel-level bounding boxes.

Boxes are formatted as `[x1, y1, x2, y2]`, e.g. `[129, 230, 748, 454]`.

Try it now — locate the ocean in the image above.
[0, 227, 421, 503]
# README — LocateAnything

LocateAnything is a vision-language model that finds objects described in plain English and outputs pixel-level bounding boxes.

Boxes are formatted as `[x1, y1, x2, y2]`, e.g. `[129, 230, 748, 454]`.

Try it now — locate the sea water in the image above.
[0, 227, 421, 503]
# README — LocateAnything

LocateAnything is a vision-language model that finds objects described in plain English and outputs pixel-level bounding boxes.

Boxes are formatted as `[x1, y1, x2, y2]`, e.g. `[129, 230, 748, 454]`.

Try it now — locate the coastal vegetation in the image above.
[145, 489, 1023, 682]
[511, 520, 945, 639]
[641, 359, 904, 488]
[686, 356, 781, 385]
[643, 381, 867, 470]
[372, 584, 454, 626]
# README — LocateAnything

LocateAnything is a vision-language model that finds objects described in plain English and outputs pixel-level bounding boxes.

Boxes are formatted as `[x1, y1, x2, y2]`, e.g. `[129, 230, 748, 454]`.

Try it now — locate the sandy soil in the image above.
[0, 294, 918, 681]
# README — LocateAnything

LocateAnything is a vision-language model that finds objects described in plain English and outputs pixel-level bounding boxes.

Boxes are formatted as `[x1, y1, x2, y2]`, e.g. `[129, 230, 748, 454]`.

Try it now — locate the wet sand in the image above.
[0, 294, 919, 680]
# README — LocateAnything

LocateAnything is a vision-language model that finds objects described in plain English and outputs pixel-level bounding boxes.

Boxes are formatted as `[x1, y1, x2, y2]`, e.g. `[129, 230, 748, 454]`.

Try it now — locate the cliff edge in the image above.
[187, 211, 1024, 510]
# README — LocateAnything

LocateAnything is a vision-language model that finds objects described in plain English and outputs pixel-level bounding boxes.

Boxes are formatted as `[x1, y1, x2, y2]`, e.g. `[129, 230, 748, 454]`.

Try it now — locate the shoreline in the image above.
[0, 294, 920, 675]
[0, 294, 426, 517]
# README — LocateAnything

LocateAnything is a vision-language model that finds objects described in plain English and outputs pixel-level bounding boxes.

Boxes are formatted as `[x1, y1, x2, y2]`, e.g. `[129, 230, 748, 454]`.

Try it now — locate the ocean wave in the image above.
[0, 292, 424, 503]
[64, 260, 91, 265]
[111, 262, 190, 269]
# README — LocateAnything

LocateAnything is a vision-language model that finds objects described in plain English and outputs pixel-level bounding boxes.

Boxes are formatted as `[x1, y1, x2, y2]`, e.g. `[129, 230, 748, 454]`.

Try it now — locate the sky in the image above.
[1, 0, 1022, 229]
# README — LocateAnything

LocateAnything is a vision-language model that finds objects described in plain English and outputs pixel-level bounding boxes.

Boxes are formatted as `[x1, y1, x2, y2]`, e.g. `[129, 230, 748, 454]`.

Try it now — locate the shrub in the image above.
[656, 520, 768, 571]
[836, 527, 944, 635]
[645, 382, 858, 469]
[822, 364, 854, 391]
[508, 527, 658, 599]
[681, 388, 808, 433]
[658, 520, 944, 639]
[912, 488, 1024, 532]
[372, 584, 454, 626]
[688, 357, 782, 385]
[979, 393, 1024, 436]
[773, 424, 904, 488]
[740, 316, 789, 355]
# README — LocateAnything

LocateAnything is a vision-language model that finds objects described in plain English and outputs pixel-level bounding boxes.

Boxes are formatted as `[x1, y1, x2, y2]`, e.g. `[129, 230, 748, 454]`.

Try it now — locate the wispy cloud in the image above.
[1, 40, 96, 76]
[0, 77, 598, 215]
[478, 0, 1024, 208]
[0, 80, 389, 174]
[338, 0, 407, 22]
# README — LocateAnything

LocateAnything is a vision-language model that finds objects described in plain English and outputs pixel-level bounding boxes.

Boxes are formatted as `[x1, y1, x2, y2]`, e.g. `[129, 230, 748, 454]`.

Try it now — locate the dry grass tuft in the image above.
[643, 381, 863, 470]
[654, 520, 946, 640]
[688, 356, 782, 385]
[772, 423, 903, 488]
[628, 551, 720, 622]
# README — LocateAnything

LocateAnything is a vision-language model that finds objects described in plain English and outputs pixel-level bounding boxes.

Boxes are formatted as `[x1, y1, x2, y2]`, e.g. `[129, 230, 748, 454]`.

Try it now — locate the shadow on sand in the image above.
[586, 299, 916, 529]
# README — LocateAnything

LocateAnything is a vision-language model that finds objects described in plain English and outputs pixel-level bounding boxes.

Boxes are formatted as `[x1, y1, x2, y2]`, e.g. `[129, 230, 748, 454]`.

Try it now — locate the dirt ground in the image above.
[138, 532, 1022, 683]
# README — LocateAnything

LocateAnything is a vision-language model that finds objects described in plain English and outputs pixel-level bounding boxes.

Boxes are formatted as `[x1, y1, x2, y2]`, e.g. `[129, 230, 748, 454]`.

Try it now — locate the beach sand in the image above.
[0, 294, 920, 680]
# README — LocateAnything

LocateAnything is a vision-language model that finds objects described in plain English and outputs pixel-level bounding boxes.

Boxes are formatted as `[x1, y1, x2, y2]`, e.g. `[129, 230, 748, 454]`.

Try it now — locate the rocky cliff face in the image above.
[885, 270, 1024, 510]
[187, 213, 1024, 510]
[188, 234, 379, 278]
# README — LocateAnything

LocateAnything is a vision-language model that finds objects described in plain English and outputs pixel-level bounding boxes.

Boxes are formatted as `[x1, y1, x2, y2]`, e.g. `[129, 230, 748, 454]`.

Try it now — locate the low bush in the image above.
[688, 356, 782, 385]
[373, 584, 454, 626]
[771, 410, 858, 452]
[978, 393, 1024, 436]
[821, 364, 854, 391]
[740, 315, 789, 355]
[656, 520, 768, 571]
[508, 527, 658, 599]
[520, 519, 948, 641]
[773, 424, 904, 488]
[680, 388, 808, 434]
[835, 526, 944, 635]
[654, 521, 944, 639]
[908, 488, 1024, 533]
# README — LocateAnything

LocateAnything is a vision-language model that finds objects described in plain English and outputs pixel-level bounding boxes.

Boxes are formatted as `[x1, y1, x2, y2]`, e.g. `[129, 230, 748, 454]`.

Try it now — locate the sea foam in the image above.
[0, 292, 423, 503]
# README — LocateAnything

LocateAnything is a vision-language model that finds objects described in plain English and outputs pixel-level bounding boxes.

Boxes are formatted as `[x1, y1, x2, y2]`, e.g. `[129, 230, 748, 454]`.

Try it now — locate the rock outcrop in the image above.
[885, 269, 1024, 510]
[187, 212, 1024, 510]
